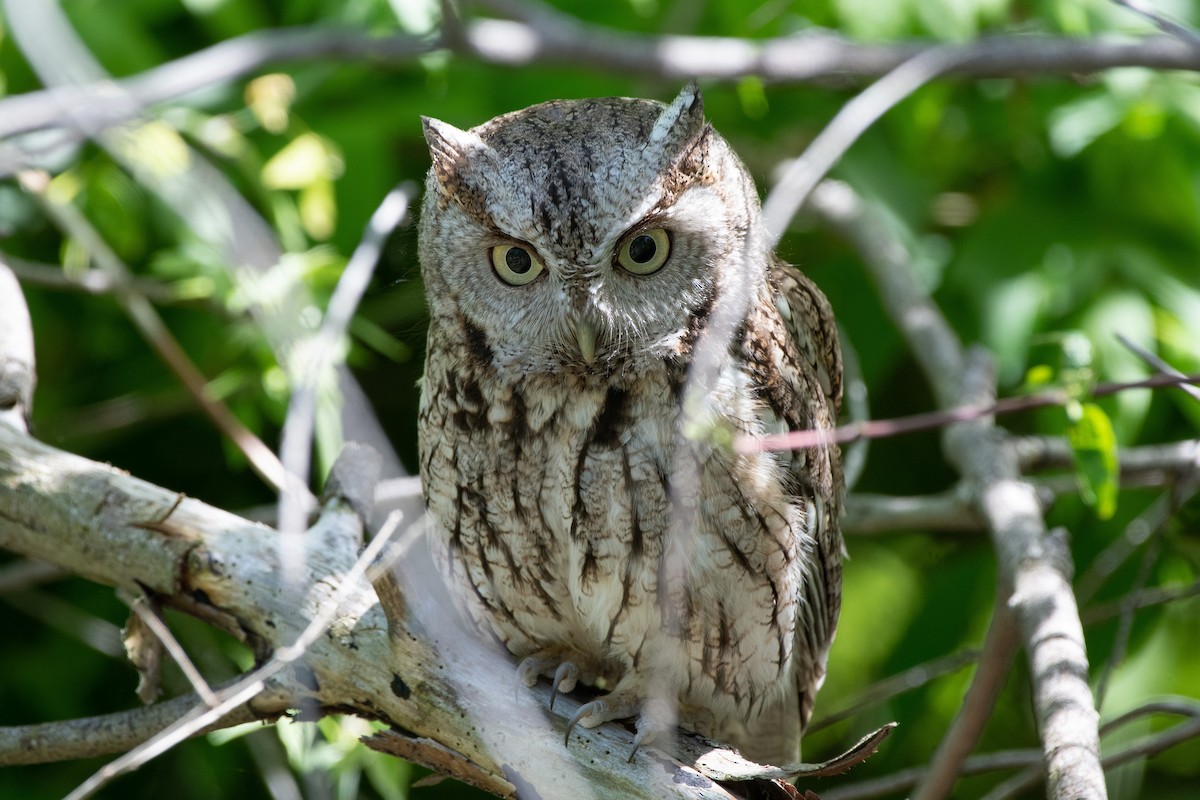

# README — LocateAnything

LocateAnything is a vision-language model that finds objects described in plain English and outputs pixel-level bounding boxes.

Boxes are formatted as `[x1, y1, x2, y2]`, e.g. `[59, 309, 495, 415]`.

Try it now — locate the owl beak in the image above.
[575, 320, 598, 365]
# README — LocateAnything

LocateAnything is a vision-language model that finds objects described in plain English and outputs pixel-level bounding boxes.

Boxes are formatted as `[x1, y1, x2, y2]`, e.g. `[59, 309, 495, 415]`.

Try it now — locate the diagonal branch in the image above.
[809, 179, 1107, 798]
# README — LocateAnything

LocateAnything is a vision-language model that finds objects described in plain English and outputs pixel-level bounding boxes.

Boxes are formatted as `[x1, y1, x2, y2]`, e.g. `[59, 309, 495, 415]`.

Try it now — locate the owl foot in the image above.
[514, 653, 580, 709]
[564, 693, 674, 759]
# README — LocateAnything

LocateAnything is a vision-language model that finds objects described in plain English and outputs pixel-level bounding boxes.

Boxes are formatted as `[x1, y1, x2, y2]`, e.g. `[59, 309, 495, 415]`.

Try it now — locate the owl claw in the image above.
[564, 699, 604, 746]
[514, 656, 542, 702]
[549, 662, 579, 711]
[628, 727, 652, 763]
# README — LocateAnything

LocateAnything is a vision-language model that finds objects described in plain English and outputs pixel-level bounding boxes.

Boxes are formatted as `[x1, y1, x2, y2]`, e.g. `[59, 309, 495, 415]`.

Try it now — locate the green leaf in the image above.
[263, 133, 343, 190]
[1067, 402, 1119, 520]
[736, 77, 769, 120]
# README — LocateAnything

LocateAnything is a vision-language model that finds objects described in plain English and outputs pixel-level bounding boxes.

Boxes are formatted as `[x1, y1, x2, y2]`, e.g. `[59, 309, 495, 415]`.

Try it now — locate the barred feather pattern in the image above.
[417, 87, 843, 766]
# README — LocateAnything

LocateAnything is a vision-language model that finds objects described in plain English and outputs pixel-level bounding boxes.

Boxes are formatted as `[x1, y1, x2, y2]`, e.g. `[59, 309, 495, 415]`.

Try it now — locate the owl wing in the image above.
[766, 256, 845, 737]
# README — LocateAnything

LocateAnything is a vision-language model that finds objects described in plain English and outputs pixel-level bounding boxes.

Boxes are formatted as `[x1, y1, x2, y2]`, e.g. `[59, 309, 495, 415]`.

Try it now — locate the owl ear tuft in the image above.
[422, 117, 490, 191]
[649, 82, 706, 150]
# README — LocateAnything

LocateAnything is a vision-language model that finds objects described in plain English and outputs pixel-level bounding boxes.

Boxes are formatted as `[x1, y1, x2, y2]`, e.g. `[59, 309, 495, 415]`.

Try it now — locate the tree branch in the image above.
[912, 602, 1021, 800]
[0, 687, 262, 767]
[0, 423, 774, 799]
[4, 4, 1200, 165]
[16, 170, 292, 495]
[842, 489, 989, 534]
[812, 179, 1107, 797]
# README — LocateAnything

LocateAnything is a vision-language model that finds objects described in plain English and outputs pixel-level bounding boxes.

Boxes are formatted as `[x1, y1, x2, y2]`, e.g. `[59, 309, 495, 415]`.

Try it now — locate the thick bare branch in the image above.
[0, 424, 761, 799]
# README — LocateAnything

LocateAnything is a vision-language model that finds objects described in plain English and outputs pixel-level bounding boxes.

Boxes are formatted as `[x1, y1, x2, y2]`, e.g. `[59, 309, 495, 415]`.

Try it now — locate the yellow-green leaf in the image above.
[263, 133, 342, 190]
[1067, 402, 1119, 520]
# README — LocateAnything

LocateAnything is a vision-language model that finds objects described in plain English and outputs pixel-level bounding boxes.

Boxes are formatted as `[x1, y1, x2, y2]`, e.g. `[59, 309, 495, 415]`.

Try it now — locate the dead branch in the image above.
[0, 422, 780, 800]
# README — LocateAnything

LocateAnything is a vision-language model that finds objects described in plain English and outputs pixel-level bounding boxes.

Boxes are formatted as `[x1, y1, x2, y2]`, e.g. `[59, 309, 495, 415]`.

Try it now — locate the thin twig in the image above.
[761, 46, 970, 245]
[127, 596, 218, 707]
[821, 749, 1043, 800]
[808, 648, 981, 733]
[839, 328, 870, 491]
[738, 372, 1200, 454]
[912, 603, 1021, 800]
[829, 698, 1200, 800]
[276, 186, 412, 583]
[1111, 0, 1200, 46]
[1082, 578, 1200, 625]
[1115, 331, 1200, 403]
[3, 253, 187, 304]
[1094, 535, 1161, 708]
[0, 558, 65, 594]
[1077, 461, 1200, 603]
[2, 589, 124, 658]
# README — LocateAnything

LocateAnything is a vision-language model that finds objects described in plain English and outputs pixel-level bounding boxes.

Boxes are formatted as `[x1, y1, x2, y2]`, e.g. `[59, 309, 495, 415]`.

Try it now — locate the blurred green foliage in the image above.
[2, 1, 1200, 799]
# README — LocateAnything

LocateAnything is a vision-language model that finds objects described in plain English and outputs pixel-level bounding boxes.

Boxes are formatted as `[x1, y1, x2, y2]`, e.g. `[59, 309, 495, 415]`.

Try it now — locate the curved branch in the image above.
[3, 5, 1200, 155]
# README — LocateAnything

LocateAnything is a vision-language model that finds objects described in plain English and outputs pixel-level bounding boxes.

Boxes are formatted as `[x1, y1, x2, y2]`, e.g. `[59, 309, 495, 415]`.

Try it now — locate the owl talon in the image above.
[564, 700, 599, 746]
[627, 729, 648, 762]
[550, 662, 579, 711]
[628, 698, 671, 760]
[514, 656, 542, 698]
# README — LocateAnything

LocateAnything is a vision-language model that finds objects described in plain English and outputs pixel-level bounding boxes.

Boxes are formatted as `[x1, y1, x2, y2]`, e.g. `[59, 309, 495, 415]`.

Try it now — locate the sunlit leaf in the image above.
[300, 176, 337, 241]
[1048, 91, 1124, 157]
[1068, 401, 1119, 520]
[119, 121, 192, 179]
[246, 73, 296, 134]
[737, 77, 769, 120]
[263, 133, 343, 190]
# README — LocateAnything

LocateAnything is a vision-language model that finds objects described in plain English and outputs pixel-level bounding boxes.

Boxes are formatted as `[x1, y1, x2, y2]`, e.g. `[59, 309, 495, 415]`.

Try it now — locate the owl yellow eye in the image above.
[617, 228, 671, 275]
[490, 244, 544, 286]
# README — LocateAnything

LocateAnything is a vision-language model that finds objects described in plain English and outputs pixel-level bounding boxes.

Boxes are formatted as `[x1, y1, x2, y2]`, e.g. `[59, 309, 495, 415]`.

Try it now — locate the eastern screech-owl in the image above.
[417, 85, 843, 766]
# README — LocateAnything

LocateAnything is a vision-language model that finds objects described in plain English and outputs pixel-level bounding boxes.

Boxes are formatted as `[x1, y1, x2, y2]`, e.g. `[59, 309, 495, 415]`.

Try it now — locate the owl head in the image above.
[418, 86, 769, 380]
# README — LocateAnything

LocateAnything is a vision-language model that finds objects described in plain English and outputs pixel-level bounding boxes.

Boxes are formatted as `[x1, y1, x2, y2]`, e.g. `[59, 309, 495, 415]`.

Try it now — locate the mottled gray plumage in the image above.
[417, 86, 843, 766]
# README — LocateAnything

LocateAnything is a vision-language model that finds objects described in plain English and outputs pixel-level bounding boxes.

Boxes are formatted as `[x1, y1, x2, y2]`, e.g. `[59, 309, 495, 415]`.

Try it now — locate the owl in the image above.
[417, 85, 843, 767]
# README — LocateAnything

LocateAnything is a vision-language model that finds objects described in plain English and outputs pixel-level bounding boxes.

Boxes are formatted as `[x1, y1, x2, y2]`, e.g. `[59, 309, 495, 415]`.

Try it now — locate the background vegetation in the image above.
[2, 0, 1199, 798]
